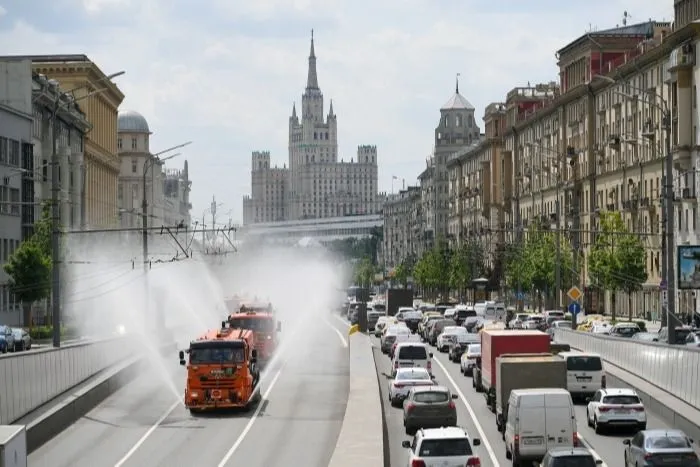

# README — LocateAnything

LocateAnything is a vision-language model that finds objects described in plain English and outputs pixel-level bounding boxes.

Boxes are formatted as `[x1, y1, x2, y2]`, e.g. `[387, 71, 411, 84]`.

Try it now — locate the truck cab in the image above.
[179, 322, 261, 413]
[228, 303, 281, 365]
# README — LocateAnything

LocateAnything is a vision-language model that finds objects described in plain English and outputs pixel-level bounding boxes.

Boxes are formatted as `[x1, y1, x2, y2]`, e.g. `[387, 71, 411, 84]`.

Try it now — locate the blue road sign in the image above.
[568, 302, 581, 315]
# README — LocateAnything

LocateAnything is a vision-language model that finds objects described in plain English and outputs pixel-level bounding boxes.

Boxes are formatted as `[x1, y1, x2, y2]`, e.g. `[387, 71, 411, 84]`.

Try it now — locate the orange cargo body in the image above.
[180, 324, 261, 412]
[228, 302, 280, 364]
[481, 329, 550, 393]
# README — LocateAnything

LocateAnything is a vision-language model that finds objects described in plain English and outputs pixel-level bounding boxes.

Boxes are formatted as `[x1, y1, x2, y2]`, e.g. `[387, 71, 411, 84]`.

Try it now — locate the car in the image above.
[391, 342, 432, 377]
[623, 429, 698, 466]
[586, 388, 646, 434]
[11, 328, 31, 351]
[427, 319, 456, 346]
[402, 310, 423, 333]
[448, 333, 479, 362]
[380, 326, 411, 354]
[402, 385, 458, 435]
[539, 447, 602, 466]
[401, 426, 481, 467]
[387, 367, 435, 407]
[609, 323, 641, 338]
[436, 326, 467, 352]
[0, 325, 15, 353]
[460, 343, 481, 376]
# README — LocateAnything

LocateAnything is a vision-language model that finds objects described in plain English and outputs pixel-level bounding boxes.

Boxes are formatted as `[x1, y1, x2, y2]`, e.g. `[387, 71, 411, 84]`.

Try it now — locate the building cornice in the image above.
[0, 102, 32, 121]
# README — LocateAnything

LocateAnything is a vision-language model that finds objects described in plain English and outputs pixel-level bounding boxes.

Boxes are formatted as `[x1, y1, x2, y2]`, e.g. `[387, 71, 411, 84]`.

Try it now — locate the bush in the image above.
[28, 326, 77, 340]
[634, 320, 647, 332]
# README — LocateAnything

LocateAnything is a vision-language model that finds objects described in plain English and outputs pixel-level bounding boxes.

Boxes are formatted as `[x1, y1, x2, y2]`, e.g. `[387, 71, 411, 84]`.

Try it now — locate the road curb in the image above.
[328, 332, 384, 467]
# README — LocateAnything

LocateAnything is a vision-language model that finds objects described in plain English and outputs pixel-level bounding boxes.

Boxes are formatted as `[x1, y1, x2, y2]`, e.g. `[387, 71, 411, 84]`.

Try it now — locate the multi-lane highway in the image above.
[29, 317, 350, 467]
[372, 333, 692, 467]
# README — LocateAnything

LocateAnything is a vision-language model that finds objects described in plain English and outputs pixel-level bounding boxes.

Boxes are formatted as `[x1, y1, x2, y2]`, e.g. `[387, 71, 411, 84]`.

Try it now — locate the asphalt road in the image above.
[372, 333, 689, 467]
[29, 318, 350, 467]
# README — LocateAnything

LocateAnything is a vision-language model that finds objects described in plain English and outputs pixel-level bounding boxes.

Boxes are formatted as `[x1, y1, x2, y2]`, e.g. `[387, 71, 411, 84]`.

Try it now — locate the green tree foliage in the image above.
[3, 242, 52, 326]
[503, 241, 531, 293]
[413, 243, 451, 299]
[354, 257, 376, 287]
[449, 240, 485, 298]
[588, 211, 647, 320]
[33, 204, 53, 258]
[326, 226, 383, 264]
[392, 258, 413, 287]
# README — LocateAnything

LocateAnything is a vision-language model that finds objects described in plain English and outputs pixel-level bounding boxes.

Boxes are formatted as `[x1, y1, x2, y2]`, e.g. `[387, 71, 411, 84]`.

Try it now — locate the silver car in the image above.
[387, 367, 435, 407]
[11, 328, 31, 351]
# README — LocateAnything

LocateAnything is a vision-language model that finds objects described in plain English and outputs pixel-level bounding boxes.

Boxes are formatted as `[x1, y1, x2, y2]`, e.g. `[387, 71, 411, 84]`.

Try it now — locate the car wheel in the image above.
[587, 408, 593, 427]
[594, 416, 604, 434]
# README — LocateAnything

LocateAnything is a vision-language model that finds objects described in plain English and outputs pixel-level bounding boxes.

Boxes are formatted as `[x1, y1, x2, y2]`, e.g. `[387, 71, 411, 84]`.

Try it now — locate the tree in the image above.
[353, 257, 376, 288]
[3, 241, 52, 326]
[449, 240, 485, 300]
[33, 203, 52, 258]
[414, 245, 451, 300]
[503, 241, 532, 295]
[588, 211, 647, 320]
[393, 259, 412, 288]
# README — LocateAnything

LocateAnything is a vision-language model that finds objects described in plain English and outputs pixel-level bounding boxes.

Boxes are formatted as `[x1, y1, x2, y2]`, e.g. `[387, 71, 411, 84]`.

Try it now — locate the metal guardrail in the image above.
[553, 329, 700, 410]
[0, 335, 138, 424]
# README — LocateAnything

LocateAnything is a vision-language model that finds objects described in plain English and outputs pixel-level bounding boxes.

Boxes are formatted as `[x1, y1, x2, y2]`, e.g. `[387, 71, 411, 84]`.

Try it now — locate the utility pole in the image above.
[513, 129, 523, 313]
[211, 195, 217, 232]
[661, 109, 677, 344]
[50, 103, 61, 348]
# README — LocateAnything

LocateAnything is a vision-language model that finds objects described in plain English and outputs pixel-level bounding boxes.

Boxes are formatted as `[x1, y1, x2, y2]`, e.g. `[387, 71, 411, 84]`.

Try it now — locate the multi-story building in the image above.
[383, 186, 422, 268]
[0, 59, 89, 324]
[6, 54, 125, 229]
[242, 33, 380, 225]
[117, 110, 192, 229]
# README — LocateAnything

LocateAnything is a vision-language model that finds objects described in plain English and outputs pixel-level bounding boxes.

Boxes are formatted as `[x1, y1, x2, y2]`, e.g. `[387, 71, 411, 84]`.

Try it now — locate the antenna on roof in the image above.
[622, 10, 631, 26]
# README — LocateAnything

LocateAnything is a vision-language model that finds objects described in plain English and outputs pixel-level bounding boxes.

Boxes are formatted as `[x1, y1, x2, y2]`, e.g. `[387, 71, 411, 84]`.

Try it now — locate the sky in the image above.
[0, 0, 675, 224]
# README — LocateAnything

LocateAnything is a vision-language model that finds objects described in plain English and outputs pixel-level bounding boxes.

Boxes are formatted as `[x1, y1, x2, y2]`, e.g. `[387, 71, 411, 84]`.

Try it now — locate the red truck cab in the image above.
[228, 303, 281, 365]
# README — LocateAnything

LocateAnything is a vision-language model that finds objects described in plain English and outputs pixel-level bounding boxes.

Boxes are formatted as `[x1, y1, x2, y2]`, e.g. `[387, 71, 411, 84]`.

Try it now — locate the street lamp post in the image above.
[595, 74, 676, 343]
[47, 70, 125, 348]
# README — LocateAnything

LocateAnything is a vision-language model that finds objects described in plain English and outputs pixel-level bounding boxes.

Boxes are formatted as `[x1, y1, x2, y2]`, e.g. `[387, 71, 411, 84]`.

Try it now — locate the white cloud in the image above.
[81, 0, 131, 14]
[0, 0, 676, 221]
[0, 6, 6, 17]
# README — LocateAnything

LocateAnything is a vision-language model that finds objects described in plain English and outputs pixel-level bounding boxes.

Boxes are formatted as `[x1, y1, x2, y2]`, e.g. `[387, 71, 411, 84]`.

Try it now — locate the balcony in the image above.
[667, 43, 695, 72]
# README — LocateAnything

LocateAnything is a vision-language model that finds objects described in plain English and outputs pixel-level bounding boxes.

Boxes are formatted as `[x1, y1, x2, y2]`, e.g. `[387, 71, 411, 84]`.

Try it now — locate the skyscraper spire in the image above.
[456, 72, 461, 94]
[306, 29, 319, 90]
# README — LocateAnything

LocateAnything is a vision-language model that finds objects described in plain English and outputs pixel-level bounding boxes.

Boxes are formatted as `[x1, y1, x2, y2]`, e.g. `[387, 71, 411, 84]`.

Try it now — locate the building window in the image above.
[118, 138, 122, 149]
[132, 158, 137, 173]
[0, 137, 7, 163]
[131, 138, 137, 150]
[9, 140, 19, 166]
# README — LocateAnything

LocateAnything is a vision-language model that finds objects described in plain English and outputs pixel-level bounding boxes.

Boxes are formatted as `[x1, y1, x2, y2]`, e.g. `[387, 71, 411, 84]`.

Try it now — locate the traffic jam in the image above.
[345, 298, 700, 467]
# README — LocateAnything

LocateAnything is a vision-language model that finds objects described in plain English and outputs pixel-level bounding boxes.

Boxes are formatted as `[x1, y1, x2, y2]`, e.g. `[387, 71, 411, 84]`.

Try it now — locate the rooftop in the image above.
[441, 92, 475, 111]
[118, 110, 150, 134]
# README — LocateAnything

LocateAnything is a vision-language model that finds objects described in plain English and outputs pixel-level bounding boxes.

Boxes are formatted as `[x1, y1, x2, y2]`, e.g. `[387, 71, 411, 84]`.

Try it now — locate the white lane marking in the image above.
[325, 319, 349, 348]
[432, 356, 500, 466]
[333, 314, 350, 328]
[216, 368, 284, 467]
[577, 433, 608, 467]
[114, 399, 181, 467]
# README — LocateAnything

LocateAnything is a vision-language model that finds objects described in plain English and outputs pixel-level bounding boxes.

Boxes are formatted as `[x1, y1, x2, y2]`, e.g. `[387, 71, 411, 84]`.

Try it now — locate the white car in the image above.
[460, 343, 481, 376]
[374, 316, 397, 337]
[402, 426, 481, 466]
[436, 326, 468, 352]
[586, 387, 647, 434]
[387, 367, 435, 406]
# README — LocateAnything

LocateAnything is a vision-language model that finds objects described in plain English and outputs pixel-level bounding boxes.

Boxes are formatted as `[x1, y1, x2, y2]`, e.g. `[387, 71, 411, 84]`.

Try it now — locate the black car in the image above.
[463, 316, 483, 333]
[403, 311, 423, 333]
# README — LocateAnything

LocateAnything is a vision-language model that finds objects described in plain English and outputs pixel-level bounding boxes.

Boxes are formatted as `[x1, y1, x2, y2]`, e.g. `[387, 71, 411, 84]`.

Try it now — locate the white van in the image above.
[443, 308, 457, 320]
[504, 388, 578, 465]
[391, 342, 433, 376]
[559, 351, 605, 399]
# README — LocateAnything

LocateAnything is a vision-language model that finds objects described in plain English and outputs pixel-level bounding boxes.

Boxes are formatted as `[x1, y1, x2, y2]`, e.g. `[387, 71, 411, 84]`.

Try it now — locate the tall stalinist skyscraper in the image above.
[243, 32, 380, 224]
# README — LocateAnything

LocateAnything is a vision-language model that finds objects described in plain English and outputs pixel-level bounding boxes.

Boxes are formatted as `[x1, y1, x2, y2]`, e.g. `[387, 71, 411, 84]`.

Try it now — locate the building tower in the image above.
[287, 31, 339, 220]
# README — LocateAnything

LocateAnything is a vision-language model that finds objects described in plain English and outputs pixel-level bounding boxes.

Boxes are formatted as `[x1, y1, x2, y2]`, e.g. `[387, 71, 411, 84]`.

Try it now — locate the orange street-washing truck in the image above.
[178, 321, 262, 413]
[228, 301, 281, 367]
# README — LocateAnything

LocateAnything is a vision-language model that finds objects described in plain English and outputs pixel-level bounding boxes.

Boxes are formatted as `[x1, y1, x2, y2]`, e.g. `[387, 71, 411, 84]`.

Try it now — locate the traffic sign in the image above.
[568, 302, 581, 315]
[567, 286, 583, 302]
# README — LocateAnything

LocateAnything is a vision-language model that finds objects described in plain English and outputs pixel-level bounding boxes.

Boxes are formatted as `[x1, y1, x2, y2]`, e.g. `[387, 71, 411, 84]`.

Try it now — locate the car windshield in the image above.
[229, 317, 274, 332]
[413, 391, 449, 403]
[396, 370, 430, 380]
[467, 344, 481, 354]
[555, 321, 572, 328]
[404, 312, 422, 320]
[419, 438, 473, 457]
[646, 435, 691, 449]
[566, 356, 603, 371]
[615, 326, 638, 335]
[373, 304, 386, 312]
[189, 347, 246, 364]
[443, 326, 466, 334]
[602, 395, 640, 405]
[550, 456, 597, 467]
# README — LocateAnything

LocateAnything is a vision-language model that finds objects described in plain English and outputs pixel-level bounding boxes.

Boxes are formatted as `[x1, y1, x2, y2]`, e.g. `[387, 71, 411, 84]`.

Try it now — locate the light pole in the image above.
[46, 70, 125, 347]
[594, 74, 676, 343]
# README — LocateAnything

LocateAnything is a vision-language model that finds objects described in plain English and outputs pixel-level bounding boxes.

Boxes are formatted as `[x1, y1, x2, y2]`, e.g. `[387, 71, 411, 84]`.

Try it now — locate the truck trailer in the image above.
[480, 329, 551, 410]
[495, 353, 568, 432]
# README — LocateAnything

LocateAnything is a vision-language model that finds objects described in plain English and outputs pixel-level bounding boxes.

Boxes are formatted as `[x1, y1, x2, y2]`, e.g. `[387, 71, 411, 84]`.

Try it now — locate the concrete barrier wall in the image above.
[553, 329, 700, 409]
[328, 332, 383, 467]
[0, 336, 138, 424]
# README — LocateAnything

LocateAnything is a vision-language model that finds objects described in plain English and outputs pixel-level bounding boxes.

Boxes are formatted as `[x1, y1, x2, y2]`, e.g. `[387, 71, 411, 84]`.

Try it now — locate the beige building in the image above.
[383, 186, 422, 267]
[117, 110, 192, 229]
[243, 33, 380, 224]
[25, 55, 124, 229]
